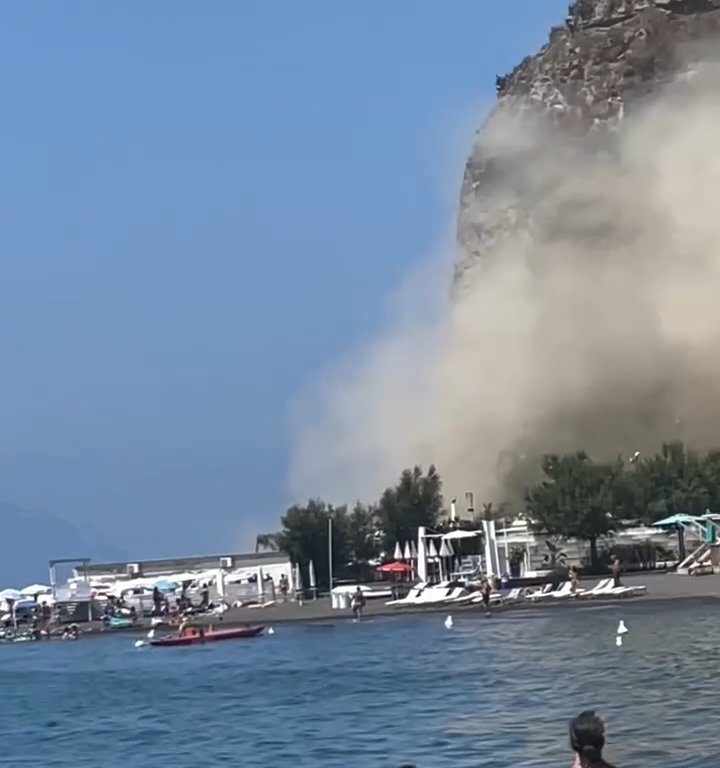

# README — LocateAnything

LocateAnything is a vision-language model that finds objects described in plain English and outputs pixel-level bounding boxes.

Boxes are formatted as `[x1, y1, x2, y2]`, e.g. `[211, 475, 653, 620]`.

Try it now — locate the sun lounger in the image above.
[549, 581, 585, 598]
[527, 583, 562, 601]
[385, 583, 427, 606]
[578, 578, 612, 598]
[594, 582, 647, 598]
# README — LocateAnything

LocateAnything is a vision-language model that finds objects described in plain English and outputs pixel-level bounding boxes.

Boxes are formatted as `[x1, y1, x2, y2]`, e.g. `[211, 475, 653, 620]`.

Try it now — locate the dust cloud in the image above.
[288, 65, 720, 510]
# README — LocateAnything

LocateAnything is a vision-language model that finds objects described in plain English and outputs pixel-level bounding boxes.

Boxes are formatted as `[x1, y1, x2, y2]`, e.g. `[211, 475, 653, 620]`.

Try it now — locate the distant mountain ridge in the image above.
[0, 501, 125, 587]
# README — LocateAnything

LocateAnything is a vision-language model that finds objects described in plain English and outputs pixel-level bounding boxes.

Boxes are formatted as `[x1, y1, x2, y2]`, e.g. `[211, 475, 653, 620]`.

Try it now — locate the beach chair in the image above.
[550, 581, 584, 599]
[578, 578, 612, 598]
[594, 581, 647, 599]
[527, 583, 562, 601]
[385, 582, 427, 606]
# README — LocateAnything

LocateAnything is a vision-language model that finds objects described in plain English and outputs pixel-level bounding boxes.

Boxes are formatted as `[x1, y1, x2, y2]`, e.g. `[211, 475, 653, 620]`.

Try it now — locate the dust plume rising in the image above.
[288, 65, 720, 508]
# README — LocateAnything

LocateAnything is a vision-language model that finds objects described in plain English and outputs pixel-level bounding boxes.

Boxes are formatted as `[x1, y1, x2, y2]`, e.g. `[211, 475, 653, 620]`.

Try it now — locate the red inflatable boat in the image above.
[150, 624, 264, 647]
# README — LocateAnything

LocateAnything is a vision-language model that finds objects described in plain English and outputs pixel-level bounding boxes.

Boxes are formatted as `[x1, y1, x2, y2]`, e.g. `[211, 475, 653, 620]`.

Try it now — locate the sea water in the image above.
[2, 601, 719, 767]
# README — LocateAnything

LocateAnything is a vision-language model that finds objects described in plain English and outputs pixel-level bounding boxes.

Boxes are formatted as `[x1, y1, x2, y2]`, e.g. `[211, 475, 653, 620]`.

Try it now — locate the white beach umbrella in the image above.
[403, 541, 412, 560]
[309, 560, 317, 589]
[410, 541, 418, 559]
[393, 541, 403, 560]
[256, 566, 265, 599]
[443, 530, 480, 540]
[0, 589, 22, 602]
[426, 539, 439, 559]
[20, 584, 51, 596]
[294, 561, 303, 598]
[439, 540, 453, 558]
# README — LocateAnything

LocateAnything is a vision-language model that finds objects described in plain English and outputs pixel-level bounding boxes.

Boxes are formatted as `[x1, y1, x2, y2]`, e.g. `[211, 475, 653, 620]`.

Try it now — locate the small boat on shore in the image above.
[149, 624, 264, 647]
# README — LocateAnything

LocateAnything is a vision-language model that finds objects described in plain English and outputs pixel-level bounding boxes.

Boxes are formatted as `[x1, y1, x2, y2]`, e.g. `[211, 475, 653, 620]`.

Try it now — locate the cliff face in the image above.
[457, 0, 720, 285]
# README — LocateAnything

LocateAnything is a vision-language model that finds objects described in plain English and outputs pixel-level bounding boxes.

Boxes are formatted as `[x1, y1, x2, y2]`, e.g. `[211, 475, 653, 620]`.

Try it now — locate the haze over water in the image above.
[3, 603, 718, 767]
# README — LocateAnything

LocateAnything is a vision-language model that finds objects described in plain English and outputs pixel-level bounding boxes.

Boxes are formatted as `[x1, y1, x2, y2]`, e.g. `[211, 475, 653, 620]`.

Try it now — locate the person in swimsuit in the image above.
[350, 587, 366, 621]
[569, 710, 617, 768]
[480, 578, 492, 612]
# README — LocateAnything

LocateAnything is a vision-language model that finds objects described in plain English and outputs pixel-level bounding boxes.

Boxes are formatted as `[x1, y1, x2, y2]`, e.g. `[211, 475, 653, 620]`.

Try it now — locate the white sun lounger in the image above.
[385, 583, 427, 606]
[527, 583, 563, 601]
[595, 581, 647, 598]
[550, 581, 585, 599]
[578, 578, 612, 598]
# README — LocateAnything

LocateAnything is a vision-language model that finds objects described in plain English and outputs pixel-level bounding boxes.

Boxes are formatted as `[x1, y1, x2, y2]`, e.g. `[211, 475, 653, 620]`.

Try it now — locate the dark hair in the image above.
[569, 710, 605, 765]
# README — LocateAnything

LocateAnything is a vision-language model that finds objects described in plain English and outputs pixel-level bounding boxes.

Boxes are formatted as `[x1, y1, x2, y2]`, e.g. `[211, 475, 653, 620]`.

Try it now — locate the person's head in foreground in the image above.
[569, 710, 616, 767]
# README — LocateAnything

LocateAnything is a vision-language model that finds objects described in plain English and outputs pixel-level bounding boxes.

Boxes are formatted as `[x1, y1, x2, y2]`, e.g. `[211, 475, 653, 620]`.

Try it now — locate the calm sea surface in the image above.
[2, 601, 720, 767]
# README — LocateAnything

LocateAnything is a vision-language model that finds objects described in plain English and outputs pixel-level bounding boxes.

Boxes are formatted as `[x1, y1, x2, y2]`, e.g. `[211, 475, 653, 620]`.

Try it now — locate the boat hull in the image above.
[149, 625, 264, 647]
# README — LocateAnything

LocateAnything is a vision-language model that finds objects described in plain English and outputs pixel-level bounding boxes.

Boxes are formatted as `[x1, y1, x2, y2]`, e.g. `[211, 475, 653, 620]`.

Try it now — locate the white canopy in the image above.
[442, 530, 480, 540]
[0, 588, 22, 601]
[20, 584, 51, 596]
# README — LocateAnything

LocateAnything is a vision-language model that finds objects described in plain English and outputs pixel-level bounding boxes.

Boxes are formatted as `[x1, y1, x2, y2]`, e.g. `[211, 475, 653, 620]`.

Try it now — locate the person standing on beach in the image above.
[569, 710, 617, 767]
[351, 587, 366, 621]
[480, 578, 492, 613]
[569, 566, 579, 594]
[610, 555, 622, 588]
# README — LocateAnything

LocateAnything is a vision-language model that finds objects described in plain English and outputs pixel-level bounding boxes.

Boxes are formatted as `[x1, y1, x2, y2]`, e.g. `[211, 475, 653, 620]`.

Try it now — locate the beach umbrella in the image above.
[309, 560, 317, 590]
[439, 540, 453, 558]
[20, 584, 51, 596]
[0, 589, 22, 602]
[393, 541, 402, 560]
[426, 539, 439, 559]
[256, 566, 265, 600]
[152, 579, 179, 592]
[376, 561, 413, 573]
[410, 541, 418, 559]
[294, 561, 303, 594]
[442, 530, 480, 540]
[403, 541, 412, 560]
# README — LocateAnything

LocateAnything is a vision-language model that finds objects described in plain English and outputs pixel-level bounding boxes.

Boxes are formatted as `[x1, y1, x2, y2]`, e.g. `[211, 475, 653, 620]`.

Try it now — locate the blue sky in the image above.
[0, 1, 568, 560]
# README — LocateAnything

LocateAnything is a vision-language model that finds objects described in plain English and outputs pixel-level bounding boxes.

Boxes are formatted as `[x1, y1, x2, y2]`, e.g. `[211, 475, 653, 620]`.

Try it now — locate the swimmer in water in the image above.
[569, 710, 617, 768]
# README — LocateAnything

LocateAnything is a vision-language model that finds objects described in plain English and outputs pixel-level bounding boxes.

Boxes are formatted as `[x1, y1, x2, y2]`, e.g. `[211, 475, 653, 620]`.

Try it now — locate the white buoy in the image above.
[617, 620, 628, 635]
[616, 635, 623, 647]
[134, 640, 146, 648]
[444, 615, 453, 629]
[268, 627, 275, 635]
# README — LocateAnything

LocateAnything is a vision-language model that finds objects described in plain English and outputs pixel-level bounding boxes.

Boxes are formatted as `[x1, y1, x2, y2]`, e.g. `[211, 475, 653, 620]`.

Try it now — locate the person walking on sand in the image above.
[480, 578, 492, 614]
[351, 587, 366, 621]
[610, 555, 622, 588]
[569, 566, 579, 594]
[569, 710, 617, 767]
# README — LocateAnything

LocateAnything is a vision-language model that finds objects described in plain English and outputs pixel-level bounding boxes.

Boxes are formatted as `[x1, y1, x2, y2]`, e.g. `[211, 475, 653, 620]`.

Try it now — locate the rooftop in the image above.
[82, 551, 289, 578]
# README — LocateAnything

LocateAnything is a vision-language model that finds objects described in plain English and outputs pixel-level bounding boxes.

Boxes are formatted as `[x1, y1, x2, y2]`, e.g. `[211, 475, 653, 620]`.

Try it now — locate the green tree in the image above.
[526, 452, 626, 565]
[627, 442, 710, 524]
[274, 499, 349, 589]
[377, 465, 443, 550]
[345, 503, 381, 564]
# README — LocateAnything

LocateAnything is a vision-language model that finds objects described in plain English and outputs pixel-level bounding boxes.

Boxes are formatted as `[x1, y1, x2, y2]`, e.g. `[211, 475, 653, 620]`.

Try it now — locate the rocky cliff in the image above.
[457, 0, 720, 284]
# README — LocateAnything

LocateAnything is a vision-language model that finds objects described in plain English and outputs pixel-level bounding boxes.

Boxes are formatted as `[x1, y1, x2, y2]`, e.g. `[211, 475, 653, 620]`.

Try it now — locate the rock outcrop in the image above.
[457, 0, 720, 285]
